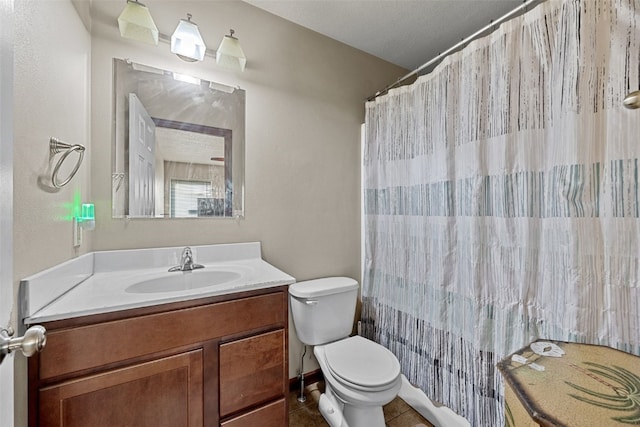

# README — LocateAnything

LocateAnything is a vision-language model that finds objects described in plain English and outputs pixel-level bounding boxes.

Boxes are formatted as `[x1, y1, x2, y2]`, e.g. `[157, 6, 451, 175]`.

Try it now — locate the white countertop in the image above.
[21, 243, 295, 324]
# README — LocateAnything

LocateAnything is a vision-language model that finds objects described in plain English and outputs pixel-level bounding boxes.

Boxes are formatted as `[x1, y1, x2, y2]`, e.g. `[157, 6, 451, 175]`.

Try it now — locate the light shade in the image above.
[117, 0, 158, 45]
[171, 14, 207, 62]
[216, 30, 246, 72]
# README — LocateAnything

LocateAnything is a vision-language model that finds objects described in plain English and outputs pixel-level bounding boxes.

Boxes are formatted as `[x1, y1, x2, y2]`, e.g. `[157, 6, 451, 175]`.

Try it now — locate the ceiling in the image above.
[242, 0, 524, 71]
[156, 127, 225, 166]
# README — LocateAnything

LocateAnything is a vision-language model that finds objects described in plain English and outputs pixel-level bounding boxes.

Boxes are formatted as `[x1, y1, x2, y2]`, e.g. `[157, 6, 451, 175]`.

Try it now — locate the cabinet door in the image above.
[219, 329, 286, 417]
[38, 350, 203, 427]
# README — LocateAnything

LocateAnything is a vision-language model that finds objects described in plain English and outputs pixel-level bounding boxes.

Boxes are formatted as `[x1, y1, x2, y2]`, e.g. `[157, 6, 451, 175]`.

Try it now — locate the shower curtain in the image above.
[362, 1, 640, 425]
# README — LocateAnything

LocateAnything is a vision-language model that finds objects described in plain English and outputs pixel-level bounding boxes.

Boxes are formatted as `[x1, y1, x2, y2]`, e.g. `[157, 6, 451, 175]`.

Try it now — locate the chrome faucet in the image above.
[169, 247, 205, 272]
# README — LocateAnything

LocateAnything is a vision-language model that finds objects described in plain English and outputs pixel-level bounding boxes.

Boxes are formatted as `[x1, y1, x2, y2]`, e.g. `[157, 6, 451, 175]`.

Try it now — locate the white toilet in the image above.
[289, 277, 402, 427]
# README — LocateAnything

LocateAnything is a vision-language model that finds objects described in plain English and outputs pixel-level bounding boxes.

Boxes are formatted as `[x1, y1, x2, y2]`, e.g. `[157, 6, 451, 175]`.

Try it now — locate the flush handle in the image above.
[305, 300, 318, 305]
[0, 325, 47, 365]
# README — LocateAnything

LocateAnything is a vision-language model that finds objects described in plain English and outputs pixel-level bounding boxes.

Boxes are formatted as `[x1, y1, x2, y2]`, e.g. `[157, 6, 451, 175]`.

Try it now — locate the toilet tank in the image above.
[289, 277, 359, 346]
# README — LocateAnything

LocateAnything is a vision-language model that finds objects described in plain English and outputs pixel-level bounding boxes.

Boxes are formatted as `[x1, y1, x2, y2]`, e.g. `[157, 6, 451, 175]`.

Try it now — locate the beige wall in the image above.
[13, 0, 92, 295]
[10, 3, 405, 420]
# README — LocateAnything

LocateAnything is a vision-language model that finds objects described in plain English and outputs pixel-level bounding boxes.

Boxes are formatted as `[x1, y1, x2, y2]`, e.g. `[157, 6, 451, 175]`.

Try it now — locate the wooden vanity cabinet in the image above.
[27, 287, 289, 427]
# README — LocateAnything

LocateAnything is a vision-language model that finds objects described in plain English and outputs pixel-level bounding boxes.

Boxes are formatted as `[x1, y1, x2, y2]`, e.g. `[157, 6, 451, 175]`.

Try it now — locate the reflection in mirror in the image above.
[112, 58, 245, 218]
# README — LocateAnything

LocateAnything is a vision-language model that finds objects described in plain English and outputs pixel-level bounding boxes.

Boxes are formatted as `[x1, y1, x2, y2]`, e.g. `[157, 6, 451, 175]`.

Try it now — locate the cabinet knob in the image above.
[0, 325, 47, 364]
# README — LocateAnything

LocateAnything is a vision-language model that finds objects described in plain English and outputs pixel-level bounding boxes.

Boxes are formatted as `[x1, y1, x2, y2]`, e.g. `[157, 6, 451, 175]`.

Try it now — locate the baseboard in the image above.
[289, 369, 323, 391]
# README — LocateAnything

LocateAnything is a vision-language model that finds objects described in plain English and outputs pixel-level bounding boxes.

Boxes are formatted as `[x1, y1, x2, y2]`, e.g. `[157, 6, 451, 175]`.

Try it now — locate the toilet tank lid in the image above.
[289, 277, 358, 298]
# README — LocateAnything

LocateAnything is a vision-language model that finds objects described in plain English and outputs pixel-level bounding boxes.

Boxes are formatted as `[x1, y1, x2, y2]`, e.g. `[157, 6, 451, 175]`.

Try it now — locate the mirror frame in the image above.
[152, 118, 233, 217]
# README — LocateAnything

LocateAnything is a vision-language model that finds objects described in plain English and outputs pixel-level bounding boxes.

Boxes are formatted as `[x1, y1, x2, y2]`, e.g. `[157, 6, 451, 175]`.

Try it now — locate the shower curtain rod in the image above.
[367, 0, 543, 101]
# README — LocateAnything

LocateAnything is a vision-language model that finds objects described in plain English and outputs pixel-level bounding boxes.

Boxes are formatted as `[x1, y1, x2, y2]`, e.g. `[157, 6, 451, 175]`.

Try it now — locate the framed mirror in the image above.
[112, 58, 245, 218]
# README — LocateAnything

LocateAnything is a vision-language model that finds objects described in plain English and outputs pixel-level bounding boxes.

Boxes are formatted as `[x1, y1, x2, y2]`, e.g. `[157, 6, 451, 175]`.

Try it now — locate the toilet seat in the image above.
[322, 336, 401, 392]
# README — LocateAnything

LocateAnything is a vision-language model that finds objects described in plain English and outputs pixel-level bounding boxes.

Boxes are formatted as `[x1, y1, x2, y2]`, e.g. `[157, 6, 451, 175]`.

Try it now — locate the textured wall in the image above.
[13, 0, 92, 295]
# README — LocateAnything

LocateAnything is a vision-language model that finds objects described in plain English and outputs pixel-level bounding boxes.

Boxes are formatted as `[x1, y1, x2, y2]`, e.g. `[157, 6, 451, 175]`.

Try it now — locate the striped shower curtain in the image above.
[362, 1, 640, 425]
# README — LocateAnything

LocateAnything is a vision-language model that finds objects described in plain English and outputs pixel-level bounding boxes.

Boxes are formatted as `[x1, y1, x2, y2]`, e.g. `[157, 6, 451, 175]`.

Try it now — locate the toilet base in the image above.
[318, 385, 387, 427]
[342, 403, 385, 427]
[318, 392, 347, 427]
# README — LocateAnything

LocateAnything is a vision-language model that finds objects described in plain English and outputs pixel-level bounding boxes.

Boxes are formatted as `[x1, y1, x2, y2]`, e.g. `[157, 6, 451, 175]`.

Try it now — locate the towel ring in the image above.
[50, 137, 85, 188]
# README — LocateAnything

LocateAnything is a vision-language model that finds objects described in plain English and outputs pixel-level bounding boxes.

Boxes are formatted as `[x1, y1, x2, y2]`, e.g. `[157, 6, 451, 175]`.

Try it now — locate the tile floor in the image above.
[288, 381, 435, 427]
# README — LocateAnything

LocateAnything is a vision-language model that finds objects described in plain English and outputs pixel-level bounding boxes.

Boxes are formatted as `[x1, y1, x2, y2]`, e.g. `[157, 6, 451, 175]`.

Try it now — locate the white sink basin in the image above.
[125, 269, 243, 294]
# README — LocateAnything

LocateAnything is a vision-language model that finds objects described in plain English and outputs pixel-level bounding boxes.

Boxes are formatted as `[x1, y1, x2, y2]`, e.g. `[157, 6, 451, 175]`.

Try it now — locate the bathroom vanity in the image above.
[21, 243, 294, 427]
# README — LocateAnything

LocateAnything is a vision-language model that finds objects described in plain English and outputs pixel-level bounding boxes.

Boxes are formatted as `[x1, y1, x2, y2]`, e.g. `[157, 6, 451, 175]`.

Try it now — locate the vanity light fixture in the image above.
[216, 29, 246, 72]
[117, 0, 159, 45]
[171, 14, 207, 62]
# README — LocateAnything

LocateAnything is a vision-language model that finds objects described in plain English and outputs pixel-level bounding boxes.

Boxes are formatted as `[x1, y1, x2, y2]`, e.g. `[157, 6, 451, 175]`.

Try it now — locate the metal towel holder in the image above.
[49, 137, 85, 188]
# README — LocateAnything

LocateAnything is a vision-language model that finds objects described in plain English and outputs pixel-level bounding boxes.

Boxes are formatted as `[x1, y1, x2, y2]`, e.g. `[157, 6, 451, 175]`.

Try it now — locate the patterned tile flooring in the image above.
[288, 381, 435, 427]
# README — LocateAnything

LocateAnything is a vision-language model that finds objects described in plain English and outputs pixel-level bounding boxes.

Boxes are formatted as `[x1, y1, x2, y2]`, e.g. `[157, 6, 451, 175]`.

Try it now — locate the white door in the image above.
[128, 93, 156, 217]
[0, 1, 14, 425]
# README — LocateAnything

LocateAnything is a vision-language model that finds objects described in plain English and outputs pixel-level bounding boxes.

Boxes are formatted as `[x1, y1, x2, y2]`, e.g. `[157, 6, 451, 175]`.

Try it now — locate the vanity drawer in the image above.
[220, 398, 286, 427]
[38, 292, 286, 380]
[219, 329, 286, 417]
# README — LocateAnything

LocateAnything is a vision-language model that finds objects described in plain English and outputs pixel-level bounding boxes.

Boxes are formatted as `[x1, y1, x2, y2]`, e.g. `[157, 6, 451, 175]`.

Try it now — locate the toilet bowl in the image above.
[315, 336, 402, 427]
[289, 277, 402, 427]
